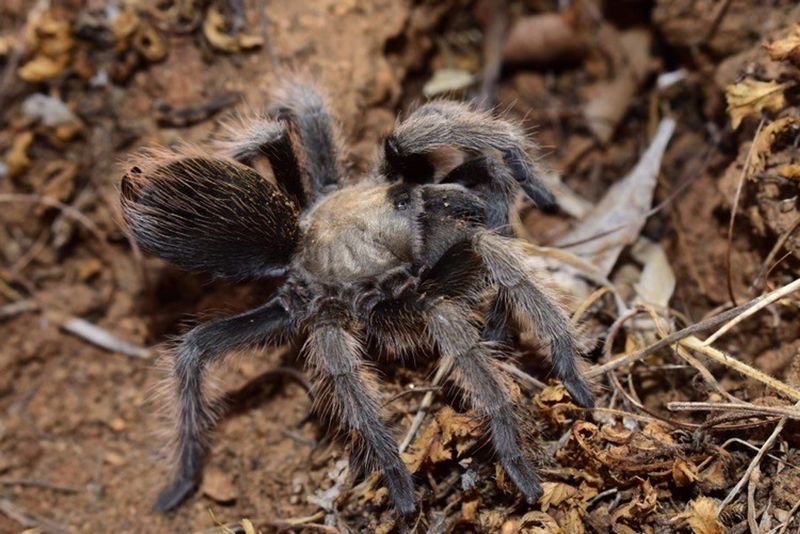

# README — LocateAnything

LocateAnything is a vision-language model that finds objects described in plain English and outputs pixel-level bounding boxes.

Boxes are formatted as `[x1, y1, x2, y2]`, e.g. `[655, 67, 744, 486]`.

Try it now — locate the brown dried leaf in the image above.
[558, 506, 586, 534]
[673, 459, 699, 488]
[436, 406, 481, 456]
[134, 24, 167, 62]
[752, 117, 800, 174]
[401, 418, 441, 473]
[777, 163, 800, 179]
[684, 497, 725, 534]
[503, 13, 584, 65]
[725, 78, 792, 129]
[765, 24, 800, 67]
[201, 467, 238, 504]
[479, 509, 509, 532]
[518, 511, 565, 533]
[539, 482, 578, 512]
[6, 131, 34, 177]
[461, 499, 479, 522]
[203, 7, 263, 53]
[18, 54, 70, 82]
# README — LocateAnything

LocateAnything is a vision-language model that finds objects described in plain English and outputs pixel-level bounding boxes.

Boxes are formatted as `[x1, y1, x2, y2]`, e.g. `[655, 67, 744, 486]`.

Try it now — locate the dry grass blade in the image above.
[48, 311, 153, 359]
[679, 337, 800, 402]
[667, 401, 800, 419]
[704, 277, 800, 346]
[588, 278, 800, 378]
[398, 360, 451, 453]
[716, 401, 798, 512]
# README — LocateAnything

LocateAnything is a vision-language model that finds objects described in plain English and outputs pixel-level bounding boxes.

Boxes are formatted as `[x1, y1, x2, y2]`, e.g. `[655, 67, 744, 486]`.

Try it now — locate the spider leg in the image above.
[154, 297, 292, 512]
[271, 80, 344, 201]
[304, 300, 416, 515]
[381, 100, 555, 210]
[414, 184, 593, 407]
[440, 155, 516, 234]
[215, 114, 306, 207]
[425, 299, 543, 503]
[473, 231, 595, 408]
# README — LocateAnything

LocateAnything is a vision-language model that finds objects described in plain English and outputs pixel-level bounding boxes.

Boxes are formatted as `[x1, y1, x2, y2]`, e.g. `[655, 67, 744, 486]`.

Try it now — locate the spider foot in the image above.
[153, 476, 198, 513]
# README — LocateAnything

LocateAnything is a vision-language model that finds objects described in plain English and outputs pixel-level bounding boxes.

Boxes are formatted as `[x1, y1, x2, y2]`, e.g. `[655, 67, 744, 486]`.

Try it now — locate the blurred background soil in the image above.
[2, 0, 800, 532]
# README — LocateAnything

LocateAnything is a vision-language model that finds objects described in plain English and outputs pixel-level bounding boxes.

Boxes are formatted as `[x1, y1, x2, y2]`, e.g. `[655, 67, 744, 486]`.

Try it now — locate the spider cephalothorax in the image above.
[120, 80, 594, 515]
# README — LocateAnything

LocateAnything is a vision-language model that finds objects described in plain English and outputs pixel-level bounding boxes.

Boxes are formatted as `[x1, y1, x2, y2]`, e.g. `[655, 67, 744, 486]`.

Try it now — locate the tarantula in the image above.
[120, 80, 595, 515]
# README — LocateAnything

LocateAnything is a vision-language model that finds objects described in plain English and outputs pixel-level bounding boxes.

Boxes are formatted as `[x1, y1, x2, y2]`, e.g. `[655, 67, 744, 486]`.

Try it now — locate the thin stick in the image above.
[717, 402, 796, 512]
[667, 401, 800, 420]
[499, 361, 547, 390]
[680, 336, 800, 402]
[398, 360, 451, 453]
[747, 465, 760, 534]
[726, 117, 765, 306]
[587, 280, 800, 378]
[704, 277, 800, 346]
[0, 478, 80, 494]
[50, 312, 153, 359]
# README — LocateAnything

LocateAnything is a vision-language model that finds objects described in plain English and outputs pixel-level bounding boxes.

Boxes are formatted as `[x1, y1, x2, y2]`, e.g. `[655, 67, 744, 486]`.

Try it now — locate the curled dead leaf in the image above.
[5, 131, 34, 177]
[134, 23, 167, 62]
[777, 163, 800, 179]
[201, 467, 238, 504]
[672, 459, 699, 488]
[678, 497, 725, 534]
[18, 54, 71, 83]
[725, 78, 792, 129]
[203, 7, 263, 53]
[436, 406, 482, 456]
[752, 117, 800, 174]
[518, 511, 565, 534]
[764, 24, 800, 67]
[461, 499, 479, 522]
[539, 482, 579, 512]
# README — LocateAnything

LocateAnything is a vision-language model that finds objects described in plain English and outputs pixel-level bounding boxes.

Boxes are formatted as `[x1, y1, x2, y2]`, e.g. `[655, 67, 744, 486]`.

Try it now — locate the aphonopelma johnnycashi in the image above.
[120, 80, 595, 515]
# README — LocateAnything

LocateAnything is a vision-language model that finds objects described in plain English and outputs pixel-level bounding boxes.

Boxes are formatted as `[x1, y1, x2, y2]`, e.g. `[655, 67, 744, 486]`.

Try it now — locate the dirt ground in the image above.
[3, 0, 800, 532]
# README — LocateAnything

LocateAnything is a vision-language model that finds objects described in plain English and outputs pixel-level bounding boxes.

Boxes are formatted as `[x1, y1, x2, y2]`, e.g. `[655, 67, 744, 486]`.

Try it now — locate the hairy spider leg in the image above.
[473, 232, 595, 409]
[381, 100, 556, 210]
[271, 80, 344, 200]
[303, 300, 416, 515]
[425, 299, 543, 503]
[154, 298, 292, 512]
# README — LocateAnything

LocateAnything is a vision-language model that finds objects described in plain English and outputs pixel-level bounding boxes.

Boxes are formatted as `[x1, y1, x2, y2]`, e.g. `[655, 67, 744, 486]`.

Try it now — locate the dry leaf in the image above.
[539, 482, 578, 512]
[240, 519, 257, 534]
[558, 506, 586, 534]
[203, 7, 263, 53]
[673, 459, 699, 488]
[18, 54, 70, 82]
[480, 509, 509, 532]
[503, 13, 584, 65]
[725, 78, 792, 129]
[777, 163, 800, 179]
[518, 511, 565, 534]
[752, 117, 799, 173]
[6, 131, 34, 177]
[764, 24, 800, 67]
[556, 118, 675, 276]
[684, 497, 725, 534]
[201, 467, 238, 504]
[461, 499, 479, 522]
[436, 406, 482, 456]
[401, 418, 443, 473]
